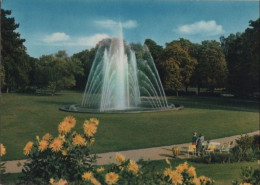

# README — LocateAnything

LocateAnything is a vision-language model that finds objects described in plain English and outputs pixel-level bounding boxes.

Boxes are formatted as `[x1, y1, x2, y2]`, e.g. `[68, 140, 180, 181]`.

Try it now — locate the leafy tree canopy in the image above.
[1, 9, 31, 93]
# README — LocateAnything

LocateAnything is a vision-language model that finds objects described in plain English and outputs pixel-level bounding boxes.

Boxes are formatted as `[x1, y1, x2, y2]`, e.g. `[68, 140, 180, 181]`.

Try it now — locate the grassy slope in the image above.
[0, 91, 259, 160]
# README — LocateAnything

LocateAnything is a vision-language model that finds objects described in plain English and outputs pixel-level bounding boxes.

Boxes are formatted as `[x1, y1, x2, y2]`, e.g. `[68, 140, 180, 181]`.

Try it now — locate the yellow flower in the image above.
[49, 138, 63, 152]
[163, 168, 172, 177]
[0, 144, 6, 157]
[82, 172, 93, 180]
[187, 166, 196, 177]
[36, 136, 40, 142]
[105, 172, 119, 185]
[169, 170, 183, 185]
[239, 183, 252, 185]
[193, 178, 201, 185]
[58, 121, 72, 135]
[165, 157, 171, 165]
[90, 178, 101, 185]
[38, 140, 48, 152]
[83, 120, 97, 137]
[64, 116, 76, 128]
[176, 162, 188, 173]
[97, 167, 105, 173]
[198, 175, 207, 184]
[49, 178, 55, 185]
[24, 141, 33, 155]
[115, 153, 125, 164]
[127, 160, 139, 174]
[198, 176, 214, 185]
[42, 133, 52, 141]
[58, 134, 66, 142]
[73, 134, 87, 146]
[55, 179, 68, 185]
[90, 118, 99, 125]
[61, 150, 67, 156]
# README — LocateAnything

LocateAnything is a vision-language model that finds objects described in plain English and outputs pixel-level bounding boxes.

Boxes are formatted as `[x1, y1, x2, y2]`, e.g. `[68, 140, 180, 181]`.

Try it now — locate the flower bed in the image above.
[17, 116, 215, 184]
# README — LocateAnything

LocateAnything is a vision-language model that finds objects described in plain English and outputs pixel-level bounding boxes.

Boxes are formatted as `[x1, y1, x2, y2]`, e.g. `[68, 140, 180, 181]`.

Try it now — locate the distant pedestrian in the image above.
[192, 132, 197, 145]
[196, 133, 204, 156]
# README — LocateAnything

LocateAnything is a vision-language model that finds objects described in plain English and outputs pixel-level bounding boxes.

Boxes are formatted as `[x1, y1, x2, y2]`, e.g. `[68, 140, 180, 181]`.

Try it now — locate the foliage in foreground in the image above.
[19, 117, 214, 185]
[19, 116, 97, 184]
[0, 143, 6, 174]
[232, 165, 260, 185]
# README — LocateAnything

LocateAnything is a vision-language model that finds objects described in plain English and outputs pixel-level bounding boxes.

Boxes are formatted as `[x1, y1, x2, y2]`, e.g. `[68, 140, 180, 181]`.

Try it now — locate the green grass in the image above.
[0, 91, 259, 161]
[1, 160, 258, 185]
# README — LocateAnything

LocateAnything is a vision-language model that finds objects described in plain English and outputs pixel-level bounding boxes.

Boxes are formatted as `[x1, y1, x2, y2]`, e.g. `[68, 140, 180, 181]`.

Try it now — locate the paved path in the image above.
[4, 130, 259, 174]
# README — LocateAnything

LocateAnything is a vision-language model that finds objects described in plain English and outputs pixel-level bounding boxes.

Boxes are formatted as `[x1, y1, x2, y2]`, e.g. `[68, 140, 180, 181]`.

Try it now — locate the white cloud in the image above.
[43, 32, 70, 42]
[42, 33, 109, 47]
[95, 20, 118, 29]
[95, 19, 138, 29]
[76, 34, 109, 46]
[122, 20, 138, 29]
[177, 20, 224, 36]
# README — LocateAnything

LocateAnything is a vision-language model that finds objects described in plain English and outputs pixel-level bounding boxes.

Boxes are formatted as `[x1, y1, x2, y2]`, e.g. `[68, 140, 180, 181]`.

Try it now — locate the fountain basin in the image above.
[59, 103, 183, 113]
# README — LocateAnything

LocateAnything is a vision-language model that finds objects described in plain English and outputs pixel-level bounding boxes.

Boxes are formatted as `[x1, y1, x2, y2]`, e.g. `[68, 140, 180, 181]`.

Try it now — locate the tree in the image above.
[35, 51, 83, 95]
[1, 9, 31, 93]
[196, 40, 228, 93]
[166, 39, 199, 92]
[72, 48, 96, 90]
[144, 39, 163, 65]
[220, 18, 259, 97]
[160, 41, 197, 96]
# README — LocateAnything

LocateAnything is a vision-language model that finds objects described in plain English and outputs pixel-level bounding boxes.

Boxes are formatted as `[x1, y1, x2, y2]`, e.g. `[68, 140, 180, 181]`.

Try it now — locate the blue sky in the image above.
[2, 0, 259, 58]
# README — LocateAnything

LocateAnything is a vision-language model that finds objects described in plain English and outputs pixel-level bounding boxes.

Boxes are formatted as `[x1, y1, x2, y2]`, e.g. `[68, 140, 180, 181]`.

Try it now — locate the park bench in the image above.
[35, 89, 54, 95]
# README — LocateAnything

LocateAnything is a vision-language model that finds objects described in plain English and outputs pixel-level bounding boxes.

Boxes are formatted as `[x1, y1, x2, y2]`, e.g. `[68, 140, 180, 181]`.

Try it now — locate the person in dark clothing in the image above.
[192, 132, 197, 145]
[196, 133, 204, 156]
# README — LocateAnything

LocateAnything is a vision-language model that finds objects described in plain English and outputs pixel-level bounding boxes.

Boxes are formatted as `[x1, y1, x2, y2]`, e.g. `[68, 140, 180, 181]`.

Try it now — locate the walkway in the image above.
[4, 130, 259, 174]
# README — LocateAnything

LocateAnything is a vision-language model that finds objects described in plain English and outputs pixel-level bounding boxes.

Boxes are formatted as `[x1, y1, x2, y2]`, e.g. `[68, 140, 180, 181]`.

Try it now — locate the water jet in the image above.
[61, 24, 179, 113]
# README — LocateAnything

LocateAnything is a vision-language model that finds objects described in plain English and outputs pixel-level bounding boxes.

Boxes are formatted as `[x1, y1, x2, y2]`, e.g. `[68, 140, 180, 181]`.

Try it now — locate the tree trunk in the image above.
[6, 87, 9, 93]
[185, 85, 188, 93]
[51, 88, 55, 96]
[175, 87, 179, 97]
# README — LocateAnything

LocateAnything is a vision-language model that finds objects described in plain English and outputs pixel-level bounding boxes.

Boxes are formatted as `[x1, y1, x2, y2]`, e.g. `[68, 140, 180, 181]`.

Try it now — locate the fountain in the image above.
[61, 24, 177, 113]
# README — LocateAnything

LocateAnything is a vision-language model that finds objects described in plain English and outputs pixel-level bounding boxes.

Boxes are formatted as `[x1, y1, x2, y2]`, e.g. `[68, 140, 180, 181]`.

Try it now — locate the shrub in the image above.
[190, 153, 234, 164]
[0, 143, 6, 175]
[19, 116, 99, 184]
[231, 146, 257, 162]
[235, 134, 254, 151]
[232, 134, 259, 162]
[252, 135, 260, 147]
[232, 165, 260, 185]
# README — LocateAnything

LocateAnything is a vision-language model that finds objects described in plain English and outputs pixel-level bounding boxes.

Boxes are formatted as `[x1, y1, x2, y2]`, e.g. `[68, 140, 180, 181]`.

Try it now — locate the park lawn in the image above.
[0, 160, 258, 185]
[0, 91, 259, 161]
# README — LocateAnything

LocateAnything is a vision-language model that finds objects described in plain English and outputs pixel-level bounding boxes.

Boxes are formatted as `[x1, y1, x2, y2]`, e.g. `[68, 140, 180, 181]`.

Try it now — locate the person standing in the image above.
[192, 132, 197, 145]
[196, 133, 204, 156]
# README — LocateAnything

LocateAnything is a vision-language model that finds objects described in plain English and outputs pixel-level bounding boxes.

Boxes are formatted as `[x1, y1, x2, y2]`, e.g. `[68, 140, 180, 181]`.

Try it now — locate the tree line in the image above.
[0, 9, 259, 97]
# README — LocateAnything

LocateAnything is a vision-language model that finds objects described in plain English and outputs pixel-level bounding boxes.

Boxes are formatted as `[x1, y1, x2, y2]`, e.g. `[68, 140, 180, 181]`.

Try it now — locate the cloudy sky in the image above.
[2, 0, 259, 58]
